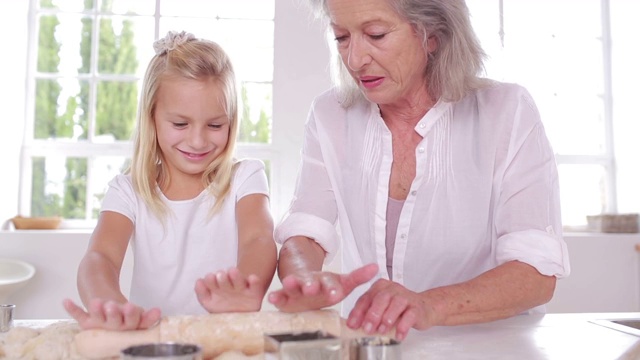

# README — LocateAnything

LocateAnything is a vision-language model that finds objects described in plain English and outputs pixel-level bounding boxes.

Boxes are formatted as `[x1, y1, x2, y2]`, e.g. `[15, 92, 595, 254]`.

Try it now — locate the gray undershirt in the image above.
[385, 197, 405, 280]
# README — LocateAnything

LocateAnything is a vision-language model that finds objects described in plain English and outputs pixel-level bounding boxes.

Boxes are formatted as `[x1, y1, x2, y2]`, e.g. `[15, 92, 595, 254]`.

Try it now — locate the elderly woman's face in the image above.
[327, 0, 432, 106]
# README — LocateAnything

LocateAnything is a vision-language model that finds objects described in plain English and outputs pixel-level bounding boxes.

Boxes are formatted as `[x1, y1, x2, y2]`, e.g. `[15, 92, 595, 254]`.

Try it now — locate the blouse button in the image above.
[400, 234, 406, 239]
[419, 122, 426, 128]
[411, 191, 417, 196]
[418, 147, 425, 153]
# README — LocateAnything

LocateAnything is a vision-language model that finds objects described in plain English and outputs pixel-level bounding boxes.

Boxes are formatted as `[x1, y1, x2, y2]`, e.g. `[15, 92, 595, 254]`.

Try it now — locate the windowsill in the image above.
[0, 218, 97, 232]
[1, 228, 637, 237]
[0, 228, 93, 235]
[0, 228, 94, 245]
[564, 231, 640, 238]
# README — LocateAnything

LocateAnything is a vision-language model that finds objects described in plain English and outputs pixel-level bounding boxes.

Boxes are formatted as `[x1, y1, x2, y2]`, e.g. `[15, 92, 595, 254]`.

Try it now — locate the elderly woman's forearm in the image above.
[277, 236, 326, 280]
[421, 261, 556, 327]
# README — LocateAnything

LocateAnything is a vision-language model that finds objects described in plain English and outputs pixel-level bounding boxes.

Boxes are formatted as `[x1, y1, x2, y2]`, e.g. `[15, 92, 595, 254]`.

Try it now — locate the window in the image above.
[22, 0, 275, 226]
[467, 0, 640, 229]
[11, 1, 639, 231]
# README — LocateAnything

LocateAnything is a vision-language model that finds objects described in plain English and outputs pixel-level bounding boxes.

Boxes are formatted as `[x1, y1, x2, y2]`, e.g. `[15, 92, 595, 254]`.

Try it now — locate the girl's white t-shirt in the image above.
[100, 159, 269, 315]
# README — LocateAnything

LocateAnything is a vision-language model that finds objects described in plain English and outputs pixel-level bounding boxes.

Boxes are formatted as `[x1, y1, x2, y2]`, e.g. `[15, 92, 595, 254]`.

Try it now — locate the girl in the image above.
[63, 31, 277, 331]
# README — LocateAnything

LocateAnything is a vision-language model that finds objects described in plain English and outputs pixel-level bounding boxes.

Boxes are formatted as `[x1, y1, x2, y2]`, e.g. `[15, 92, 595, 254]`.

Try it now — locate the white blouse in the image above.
[274, 82, 570, 316]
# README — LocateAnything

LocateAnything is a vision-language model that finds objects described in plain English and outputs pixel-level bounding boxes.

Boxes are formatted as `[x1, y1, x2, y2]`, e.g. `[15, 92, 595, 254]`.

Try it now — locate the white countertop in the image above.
[401, 312, 640, 359]
[13, 313, 640, 359]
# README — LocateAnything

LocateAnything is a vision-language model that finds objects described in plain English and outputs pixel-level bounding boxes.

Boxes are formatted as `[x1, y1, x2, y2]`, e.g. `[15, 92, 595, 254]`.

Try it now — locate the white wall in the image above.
[3, 230, 638, 319]
[547, 233, 640, 313]
[0, 230, 132, 319]
[271, 0, 332, 218]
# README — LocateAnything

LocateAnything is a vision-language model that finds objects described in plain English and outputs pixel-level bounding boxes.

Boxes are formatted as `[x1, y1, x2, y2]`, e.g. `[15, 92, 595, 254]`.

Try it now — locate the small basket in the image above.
[11, 216, 62, 230]
[586, 214, 639, 233]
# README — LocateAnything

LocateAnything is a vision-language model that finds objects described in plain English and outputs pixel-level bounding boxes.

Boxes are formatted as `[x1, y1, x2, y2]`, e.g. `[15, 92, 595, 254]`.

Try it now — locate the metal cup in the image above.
[0, 304, 15, 332]
[350, 337, 401, 360]
[264, 331, 343, 360]
[121, 343, 202, 360]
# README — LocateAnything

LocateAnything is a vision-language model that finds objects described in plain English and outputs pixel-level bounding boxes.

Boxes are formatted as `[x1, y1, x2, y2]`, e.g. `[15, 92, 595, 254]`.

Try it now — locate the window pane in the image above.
[219, 19, 274, 82]
[611, 0, 640, 215]
[501, 0, 605, 156]
[540, 93, 606, 156]
[31, 156, 87, 219]
[558, 164, 607, 227]
[34, 78, 88, 140]
[159, 18, 274, 82]
[90, 156, 129, 218]
[101, 0, 155, 15]
[161, 0, 274, 19]
[40, 0, 92, 12]
[98, 16, 155, 76]
[159, 17, 274, 65]
[159, 17, 217, 40]
[466, 0, 504, 77]
[38, 14, 89, 75]
[95, 80, 138, 140]
[37, 15, 61, 73]
[238, 82, 272, 144]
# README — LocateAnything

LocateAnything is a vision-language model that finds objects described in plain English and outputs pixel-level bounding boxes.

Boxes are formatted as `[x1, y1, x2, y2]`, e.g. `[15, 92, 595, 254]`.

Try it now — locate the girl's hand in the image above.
[346, 279, 436, 341]
[195, 267, 263, 313]
[268, 263, 378, 313]
[62, 298, 161, 331]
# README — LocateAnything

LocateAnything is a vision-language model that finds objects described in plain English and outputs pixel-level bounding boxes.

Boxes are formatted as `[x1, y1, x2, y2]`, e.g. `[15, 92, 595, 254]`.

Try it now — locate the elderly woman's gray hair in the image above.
[307, 0, 488, 106]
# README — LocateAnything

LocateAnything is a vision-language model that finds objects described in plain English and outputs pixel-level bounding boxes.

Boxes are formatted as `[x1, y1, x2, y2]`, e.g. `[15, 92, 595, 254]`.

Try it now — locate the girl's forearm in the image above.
[237, 236, 277, 294]
[77, 251, 127, 306]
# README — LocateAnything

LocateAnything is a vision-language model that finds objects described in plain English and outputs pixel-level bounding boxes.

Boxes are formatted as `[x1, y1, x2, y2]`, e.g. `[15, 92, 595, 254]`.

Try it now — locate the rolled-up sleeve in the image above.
[274, 212, 340, 263]
[494, 90, 570, 278]
[496, 229, 569, 277]
[274, 101, 341, 263]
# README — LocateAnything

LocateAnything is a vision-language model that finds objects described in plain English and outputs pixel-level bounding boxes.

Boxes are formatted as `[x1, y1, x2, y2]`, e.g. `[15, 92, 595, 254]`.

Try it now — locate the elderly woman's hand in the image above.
[268, 263, 378, 312]
[346, 279, 438, 341]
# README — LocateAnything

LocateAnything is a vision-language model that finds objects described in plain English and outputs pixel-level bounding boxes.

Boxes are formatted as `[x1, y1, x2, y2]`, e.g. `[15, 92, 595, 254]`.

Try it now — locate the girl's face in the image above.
[154, 75, 230, 183]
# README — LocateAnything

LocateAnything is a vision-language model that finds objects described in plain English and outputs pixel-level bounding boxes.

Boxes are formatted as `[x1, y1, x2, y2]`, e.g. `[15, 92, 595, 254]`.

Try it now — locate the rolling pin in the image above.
[74, 310, 360, 359]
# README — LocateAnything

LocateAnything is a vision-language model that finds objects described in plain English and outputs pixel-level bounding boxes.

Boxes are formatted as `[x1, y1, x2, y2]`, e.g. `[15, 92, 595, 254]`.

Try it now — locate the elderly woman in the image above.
[268, 0, 570, 341]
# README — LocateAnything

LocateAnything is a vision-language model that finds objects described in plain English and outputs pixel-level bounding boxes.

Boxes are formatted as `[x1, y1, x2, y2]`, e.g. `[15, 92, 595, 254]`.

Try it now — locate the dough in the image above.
[0, 321, 80, 360]
[1, 310, 377, 359]
[213, 351, 263, 360]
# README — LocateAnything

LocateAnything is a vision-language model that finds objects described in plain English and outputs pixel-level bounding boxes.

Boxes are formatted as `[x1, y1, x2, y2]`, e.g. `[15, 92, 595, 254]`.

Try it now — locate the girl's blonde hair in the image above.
[307, 0, 488, 106]
[129, 31, 239, 219]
